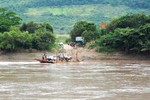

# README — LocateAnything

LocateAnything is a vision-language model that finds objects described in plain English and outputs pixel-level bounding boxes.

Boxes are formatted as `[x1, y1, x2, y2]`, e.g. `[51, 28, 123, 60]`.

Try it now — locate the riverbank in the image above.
[0, 44, 150, 62]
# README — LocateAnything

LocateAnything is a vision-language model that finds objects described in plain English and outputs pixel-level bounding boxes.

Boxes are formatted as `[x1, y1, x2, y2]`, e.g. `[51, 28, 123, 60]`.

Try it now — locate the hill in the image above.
[0, 0, 149, 33]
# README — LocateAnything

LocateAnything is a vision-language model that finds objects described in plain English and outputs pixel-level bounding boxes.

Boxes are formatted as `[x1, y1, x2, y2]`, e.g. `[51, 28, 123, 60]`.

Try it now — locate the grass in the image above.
[96, 46, 115, 52]
[56, 34, 70, 43]
[23, 4, 149, 34]
[1, 1, 149, 34]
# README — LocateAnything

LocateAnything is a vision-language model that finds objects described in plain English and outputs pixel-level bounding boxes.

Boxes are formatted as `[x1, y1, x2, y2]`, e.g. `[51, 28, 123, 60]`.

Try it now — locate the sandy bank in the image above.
[0, 44, 150, 62]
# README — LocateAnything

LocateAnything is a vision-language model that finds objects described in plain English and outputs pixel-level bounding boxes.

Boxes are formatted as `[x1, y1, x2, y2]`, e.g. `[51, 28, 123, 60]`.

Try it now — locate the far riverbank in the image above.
[0, 44, 150, 62]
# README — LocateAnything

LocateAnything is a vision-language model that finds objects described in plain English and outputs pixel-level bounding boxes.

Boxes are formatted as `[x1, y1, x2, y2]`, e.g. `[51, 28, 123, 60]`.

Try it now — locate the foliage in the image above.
[0, 27, 32, 51]
[0, 8, 56, 52]
[83, 29, 102, 43]
[1, 0, 149, 33]
[96, 14, 150, 53]
[56, 35, 69, 43]
[96, 46, 115, 52]
[20, 22, 53, 33]
[1, 0, 149, 9]
[32, 31, 56, 50]
[106, 14, 150, 33]
[69, 21, 97, 42]
[0, 26, 56, 52]
[88, 41, 96, 49]
[97, 23, 150, 53]
[0, 8, 22, 33]
[20, 21, 38, 33]
[97, 28, 134, 51]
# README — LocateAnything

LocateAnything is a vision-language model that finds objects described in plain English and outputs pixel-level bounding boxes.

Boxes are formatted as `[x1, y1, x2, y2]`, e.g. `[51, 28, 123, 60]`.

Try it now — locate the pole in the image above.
[76, 49, 79, 62]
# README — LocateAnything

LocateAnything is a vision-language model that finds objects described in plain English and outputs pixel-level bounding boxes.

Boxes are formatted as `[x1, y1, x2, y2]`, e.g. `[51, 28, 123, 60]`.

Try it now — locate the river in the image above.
[0, 60, 150, 100]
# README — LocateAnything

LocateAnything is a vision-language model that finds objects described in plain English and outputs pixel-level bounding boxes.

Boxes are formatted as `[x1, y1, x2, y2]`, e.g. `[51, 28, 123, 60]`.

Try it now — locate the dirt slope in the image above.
[0, 44, 150, 61]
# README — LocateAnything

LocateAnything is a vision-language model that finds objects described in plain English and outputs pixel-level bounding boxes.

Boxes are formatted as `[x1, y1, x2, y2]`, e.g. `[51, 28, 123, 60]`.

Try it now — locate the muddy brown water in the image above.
[0, 60, 150, 100]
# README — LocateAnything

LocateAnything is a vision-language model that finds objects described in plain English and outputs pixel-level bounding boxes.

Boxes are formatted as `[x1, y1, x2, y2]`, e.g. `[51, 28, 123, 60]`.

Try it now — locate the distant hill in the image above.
[0, 0, 150, 33]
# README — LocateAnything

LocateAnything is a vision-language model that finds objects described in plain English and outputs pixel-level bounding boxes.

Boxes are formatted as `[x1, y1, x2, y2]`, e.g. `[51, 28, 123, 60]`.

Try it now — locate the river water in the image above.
[0, 60, 150, 100]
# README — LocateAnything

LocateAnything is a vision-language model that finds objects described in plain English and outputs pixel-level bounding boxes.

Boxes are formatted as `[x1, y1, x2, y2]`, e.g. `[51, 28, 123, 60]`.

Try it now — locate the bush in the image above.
[96, 46, 115, 52]
[88, 41, 96, 49]
[0, 27, 32, 51]
[69, 21, 97, 42]
[20, 22, 53, 34]
[0, 27, 56, 52]
[32, 31, 56, 50]
[106, 14, 150, 33]
[0, 8, 22, 33]
[97, 24, 150, 53]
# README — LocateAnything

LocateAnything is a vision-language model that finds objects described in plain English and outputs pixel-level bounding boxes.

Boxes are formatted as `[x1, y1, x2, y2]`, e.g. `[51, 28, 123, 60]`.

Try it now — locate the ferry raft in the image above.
[35, 55, 73, 63]
[35, 43, 79, 63]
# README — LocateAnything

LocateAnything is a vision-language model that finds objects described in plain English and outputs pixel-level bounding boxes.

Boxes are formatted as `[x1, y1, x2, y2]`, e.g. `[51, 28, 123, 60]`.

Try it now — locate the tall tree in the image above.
[20, 22, 53, 33]
[70, 21, 96, 42]
[0, 8, 22, 33]
[20, 21, 37, 33]
[106, 14, 150, 33]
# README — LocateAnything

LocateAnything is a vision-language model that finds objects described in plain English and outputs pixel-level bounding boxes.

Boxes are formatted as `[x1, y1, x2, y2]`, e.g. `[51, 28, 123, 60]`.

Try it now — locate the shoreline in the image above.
[0, 50, 150, 62]
[0, 45, 150, 62]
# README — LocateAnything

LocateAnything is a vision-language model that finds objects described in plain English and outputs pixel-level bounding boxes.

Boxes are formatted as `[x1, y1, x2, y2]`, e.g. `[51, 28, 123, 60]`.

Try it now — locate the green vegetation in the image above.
[69, 21, 97, 43]
[0, 0, 150, 55]
[31, 30, 55, 50]
[68, 14, 150, 54]
[0, 8, 22, 33]
[56, 34, 70, 43]
[0, 26, 55, 52]
[20, 22, 53, 33]
[0, 0, 149, 33]
[0, 27, 32, 51]
[106, 14, 150, 33]
[0, 8, 56, 52]
[96, 14, 150, 53]
[1, 0, 149, 9]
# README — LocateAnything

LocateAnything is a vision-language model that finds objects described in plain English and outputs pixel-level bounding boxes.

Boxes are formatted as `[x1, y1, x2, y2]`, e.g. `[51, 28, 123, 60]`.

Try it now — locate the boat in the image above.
[35, 55, 73, 63]
[35, 44, 78, 63]
[35, 59, 56, 63]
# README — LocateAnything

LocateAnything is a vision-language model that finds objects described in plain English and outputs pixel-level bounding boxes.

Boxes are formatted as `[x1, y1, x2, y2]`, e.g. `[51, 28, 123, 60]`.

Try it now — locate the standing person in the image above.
[58, 42, 65, 62]
[59, 42, 64, 49]
[42, 53, 47, 60]
[76, 49, 79, 62]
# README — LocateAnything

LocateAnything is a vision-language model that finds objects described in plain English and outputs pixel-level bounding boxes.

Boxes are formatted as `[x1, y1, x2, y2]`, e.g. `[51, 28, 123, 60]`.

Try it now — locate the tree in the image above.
[38, 22, 53, 33]
[0, 26, 56, 52]
[69, 21, 96, 42]
[20, 21, 38, 33]
[96, 13, 150, 53]
[97, 24, 150, 53]
[82, 30, 98, 42]
[0, 32, 14, 51]
[20, 22, 53, 33]
[0, 26, 32, 51]
[32, 31, 55, 50]
[106, 14, 150, 33]
[0, 8, 22, 33]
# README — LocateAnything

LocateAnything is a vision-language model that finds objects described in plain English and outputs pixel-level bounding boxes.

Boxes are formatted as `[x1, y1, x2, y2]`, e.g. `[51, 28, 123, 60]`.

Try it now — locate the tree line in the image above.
[1, 7, 150, 54]
[69, 13, 150, 54]
[0, 8, 55, 52]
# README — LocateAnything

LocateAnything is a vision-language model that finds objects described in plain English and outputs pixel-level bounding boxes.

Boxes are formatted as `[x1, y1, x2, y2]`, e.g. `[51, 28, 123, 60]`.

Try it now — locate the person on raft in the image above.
[42, 53, 47, 60]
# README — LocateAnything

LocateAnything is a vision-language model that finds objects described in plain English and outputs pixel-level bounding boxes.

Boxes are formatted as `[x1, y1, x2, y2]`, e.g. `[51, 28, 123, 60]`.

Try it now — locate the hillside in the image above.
[0, 0, 149, 33]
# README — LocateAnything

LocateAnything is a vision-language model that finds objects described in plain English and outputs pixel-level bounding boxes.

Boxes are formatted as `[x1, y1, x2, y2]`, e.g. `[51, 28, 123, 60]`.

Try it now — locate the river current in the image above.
[0, 60, 150, 100]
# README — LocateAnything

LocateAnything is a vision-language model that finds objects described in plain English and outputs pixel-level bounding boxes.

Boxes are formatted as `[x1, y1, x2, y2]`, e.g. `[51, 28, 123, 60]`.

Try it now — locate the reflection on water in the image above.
[0, 60, 150, 100]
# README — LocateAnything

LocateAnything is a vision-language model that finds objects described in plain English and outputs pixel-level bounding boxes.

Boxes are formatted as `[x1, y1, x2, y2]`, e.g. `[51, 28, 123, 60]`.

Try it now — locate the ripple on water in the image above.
[0, 61, 150, 99]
